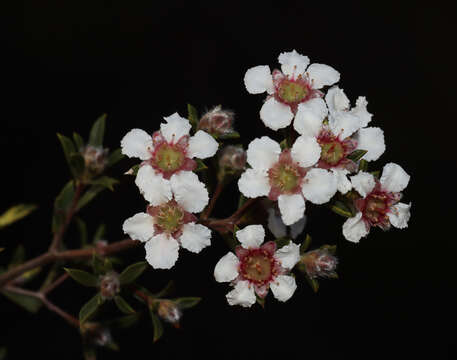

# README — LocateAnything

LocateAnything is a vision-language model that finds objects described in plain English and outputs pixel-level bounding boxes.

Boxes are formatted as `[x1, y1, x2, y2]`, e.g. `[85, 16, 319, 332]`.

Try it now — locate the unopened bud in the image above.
[81, 145, 109, 175]
[301, 247, 338, 279]
[99, 271, 120, 300]
[82, 323, 117, 349]
[218, 145, 247, 171]
[157, 300, 181, 327]
[198, 106, 234, 136]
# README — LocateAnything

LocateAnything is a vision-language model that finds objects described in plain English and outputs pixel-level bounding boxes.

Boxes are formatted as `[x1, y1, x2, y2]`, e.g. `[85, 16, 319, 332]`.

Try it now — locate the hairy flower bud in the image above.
[81, 145, 109, 176]
[99, 271, 120, 300]
[157, 300, 181, 327]
[300, 247, 338, 279]
[218, 145, 247, 171]
[198, 106, 234, 136]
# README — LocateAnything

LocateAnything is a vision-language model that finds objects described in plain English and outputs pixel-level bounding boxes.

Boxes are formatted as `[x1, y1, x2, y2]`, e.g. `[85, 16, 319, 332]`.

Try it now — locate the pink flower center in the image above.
[147, 200, 196, 237]
[317, 128, 358, 170]
[237, 242, 280, 286]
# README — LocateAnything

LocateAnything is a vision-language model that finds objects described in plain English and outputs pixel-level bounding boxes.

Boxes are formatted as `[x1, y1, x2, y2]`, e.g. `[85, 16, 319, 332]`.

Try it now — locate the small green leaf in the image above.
[256, 295, 265, 308]
[187, 103, 199, 131]
[89, 176, 119, 191]
[279, 138, 289, 150]
[330, 201, 353, 218]
[106, 148, 124, 168]
[149, 310, 164, 343]
[18, 267, 42, 284]
[79, 293, 103, 324]
[92, 254, 105, 275]
[57, 133, 76, 168]
[119, 262, 148, 285]
[73, 132, 85, 150]
[359, 159, 369, 172]
[300, 234, 312, 254]
[76, 185, 105, 211]
[106, 313, 141, 329]
[88, 114, 107, 147]
[69, 153, 86, 178]
[347, 149, 368, 162]
[93, 224, 106, 243]
[195, 159, 208, 172]
[124, 164, 140, 176]
[218, 131, 240, 140]
[64, 268, 99, 287]
[274, 237, 291, 249]
[370, 170, 380, 179]
[0, 204, 37, 229]
[322, 244, 337, 255]
[75, 217, 88, 247]
[237, 194, 246, 209]
[305, 275, 319, 293]
[173, 297, 201, 309]
[52, 181, 75, 233]
[1, 290, 42, 313]
[114, 295, 136, 314]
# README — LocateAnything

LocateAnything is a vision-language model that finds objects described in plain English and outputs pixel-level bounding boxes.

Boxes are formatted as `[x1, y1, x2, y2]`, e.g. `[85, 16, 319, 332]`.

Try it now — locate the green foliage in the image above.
[306, 275, 319, 293]
[79, 293, 104, 324]
[64, 268, 99, 287]
[195, 159, 208, 172]
[88, 176, 119, 191]
[359, 159, 369, 172]
[274, 237, 291, 249]
[0, 204, 37, 229]
[88, 114, 107, 147]
[73, 132, 85, 150]
[300, 234, 312, 254]
[75, 185, 106, 211]
[106, 313, 141, 329]
[330, 201, 353, 218]
[119, 262, 148, 285]
[149, 310, 164, 343]
[1, 290, 42, 313]
[279, 138, 289, 150]
[150, 281, 175, 298]
[93, 224, 106, 243]
[52, 180, 75, 233]
[173, 297, 201, 309]
[114, 295, 136, 314]
[75, 217, 88, 247]
[347, 149, 368, 162]
[124, 164, 140, 176]
[187, 103, 199, 132]
[106, 148, 124, 168]
[218, 131, 240, 140]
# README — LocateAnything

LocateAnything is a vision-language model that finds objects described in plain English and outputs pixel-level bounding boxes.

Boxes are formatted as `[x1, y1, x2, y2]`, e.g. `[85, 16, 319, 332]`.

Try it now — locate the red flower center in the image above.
[317, 128, 358, 170]
[147, 200, 197, 238]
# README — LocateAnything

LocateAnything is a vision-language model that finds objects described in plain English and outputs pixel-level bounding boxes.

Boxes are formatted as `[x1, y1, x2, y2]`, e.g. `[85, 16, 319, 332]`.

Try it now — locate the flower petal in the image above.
[270, 275, 297, 302]
[293, 98, 327, 137]
[291, 135, 321, 168]
[352, 97, 372, 128]
[278, 194, 306, 226]
[328, 112, 364, 140]
[290, 215, 306, 239]
[260, 97, 294, 131]
[274, 241, 300, 269]
[246, 136, 281, 170]
[120, 128, 153, 160]
[135, 165, 172, 206]
[380, 163, 410, 193]
[388, 202, 411, 229]
[325, 86, 350, 113]
[331, 168, 352, 194]
[342, 212, 369, 243]
[355, 127, 385, 161]
[244, 65, 274, 94]
[226, 280, 256, 307]
[306, 63, 340, 89]
[301, 168, 338, 204]
[214, 252, 240, 283]
[238, 169, 270, 198]
[160, 113, 192, 143]
[267, 208, 287, 239]
[170, 171, 209, 213]
[278, 50, 310, 78]
[187, 130, 219, 159]
[145, 233, 180, 269]
[179, 223, 211, 253]
[122, 213, 155, 242]
[350, 171, 376, 198]
[236, 224, 265, 249]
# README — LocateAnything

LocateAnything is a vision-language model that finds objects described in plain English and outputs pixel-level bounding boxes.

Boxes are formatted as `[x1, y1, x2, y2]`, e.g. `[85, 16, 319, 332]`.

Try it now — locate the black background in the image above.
[2, 1, 456, 359]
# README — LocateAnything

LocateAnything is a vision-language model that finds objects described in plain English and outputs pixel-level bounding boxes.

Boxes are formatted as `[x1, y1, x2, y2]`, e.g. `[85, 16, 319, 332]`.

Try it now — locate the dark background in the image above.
[2, 1, 455, 359]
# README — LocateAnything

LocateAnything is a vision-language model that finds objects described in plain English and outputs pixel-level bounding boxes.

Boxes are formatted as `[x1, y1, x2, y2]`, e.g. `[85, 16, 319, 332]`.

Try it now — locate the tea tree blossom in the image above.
[244, 50, 340, 130]
[342, 163, 411, 242]
[214, 225, 300, 307]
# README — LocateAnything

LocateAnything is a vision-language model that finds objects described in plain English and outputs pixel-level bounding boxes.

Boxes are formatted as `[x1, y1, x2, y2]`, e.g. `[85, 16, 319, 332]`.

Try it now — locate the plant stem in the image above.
[200, 181, 224, 220]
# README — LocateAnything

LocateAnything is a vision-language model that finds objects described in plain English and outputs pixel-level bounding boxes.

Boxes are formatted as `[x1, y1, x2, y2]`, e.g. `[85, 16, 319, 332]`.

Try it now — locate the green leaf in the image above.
[57, 133, 76, 168]
[149, 310, 164, 343]
[93, 224, 106, 243]
[187, 103, 199, 131]
[370, 170, 380, 179]
[124, 164, 140, 176]
[195, 159, 208, 172]
[119, 262, 148, 285]
[0, 204, 37, 229]
[300, 234, 312, 254]
[64, 268, 99, 287]
[69, 153, 86, 178]
[237, 194, 246, 209]
[79, 293, 103, 324]
[274, 237, 291, 249]
[17, 267, 42, 284]
[73, 132, 85, 150]
[279, 138, 289, 150]
[88, 114, 107, 147]
[256, 295, 265, 308]
[359, 159, 369, 172]
[106, 313, 141, 329]
[52, 180, 75, 233]
[330, 201, 353, 218]
[106, 148, 124, 168]
[114, 295, 136, 314]
[173, 297, 201, 309]
[1, 290, 42, 313]
[89, 176, 119, 191]
[218, 131, 240, 140]
[305, 275, 319, 293]
[92, 254, 105, 275]
[347, 149, 367, 162]
[75, 217, 88, 247]
[76, 185, 105, 212]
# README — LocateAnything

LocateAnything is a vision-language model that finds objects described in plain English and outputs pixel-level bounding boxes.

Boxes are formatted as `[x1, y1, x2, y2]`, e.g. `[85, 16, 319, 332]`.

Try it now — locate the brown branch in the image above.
[42, 272, 70, 295]
[200, 181, 224, 220]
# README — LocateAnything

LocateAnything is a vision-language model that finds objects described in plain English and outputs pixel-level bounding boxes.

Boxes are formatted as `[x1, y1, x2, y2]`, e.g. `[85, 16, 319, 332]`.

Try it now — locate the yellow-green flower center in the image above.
[156, 203, 184, 233]
[154, 144, 185, 172]
[320, 141, 344, 166]
[278, 80, 308, 103]
[270, 164, 300, 192]
[243, 254, 272, 282]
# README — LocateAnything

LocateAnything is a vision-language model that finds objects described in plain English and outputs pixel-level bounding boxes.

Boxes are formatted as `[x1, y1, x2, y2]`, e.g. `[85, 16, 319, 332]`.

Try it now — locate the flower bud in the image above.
[198, 106, 234, 136]
[157, 300, 181, 328]
[218, 145, 247, 171]
[81, 145, 109, 176]
[99, 271, 120, 300]
[300, 247, 338, 279]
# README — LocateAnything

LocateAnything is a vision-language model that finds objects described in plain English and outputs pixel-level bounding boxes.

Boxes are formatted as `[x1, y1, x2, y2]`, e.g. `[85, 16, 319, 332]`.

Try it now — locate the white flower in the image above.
[293, 86, 385, 194]
[238, 136, 337, 226]
[342, 163, 411, 243]
[244, 50, 340, 131]
[214, 225, 300, 307]
[121, 113, 218, 204]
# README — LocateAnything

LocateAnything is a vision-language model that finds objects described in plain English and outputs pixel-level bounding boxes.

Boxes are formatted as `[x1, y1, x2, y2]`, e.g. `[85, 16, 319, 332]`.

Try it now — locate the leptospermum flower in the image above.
[342, 163, 411, 243]
[243, 49, 340, 131]
[214, 225, 300, 307]
[120, 113, 219, 205]
[123, 187, 212, 269]
[294, 86, 385, 194]
[238, 136, 338, 226]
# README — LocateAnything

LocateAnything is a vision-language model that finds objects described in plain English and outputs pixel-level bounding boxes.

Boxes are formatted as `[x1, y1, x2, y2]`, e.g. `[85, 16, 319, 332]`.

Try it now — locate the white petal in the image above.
[290, 215, 306, 239]
[236, 224, 265, 249]
[355, 127, 385, 161]
[270, 275, 297, 302]
[179, 223, 211, 253]
[274, 241, 300, 269]
[214, 252, 240, 283]
[145, 234, 179, 269]
[325, 86, 350, 113]
[328, 112, 364, 140]
[260, 98, 294, 131]
[246, 136, 281, 170]
[187, 130, 219, 159]
[120, 128, 153, 160]
[342, 212, 369, 243]
[238, 169, 270, 198]
[291, 135, 321, 168]
[278, 50, 310, 78]
[226, 280, 256, 307]
[306, 63, 340, 89]
[160, 113, 192, 143]
[352, 97, 372, 128]
[135, 165, 172, 206]
[380, 163, 410, 193]
[331, 168, 352, 194]
[122, 213, 155, 242]
[244, 65, 274, 94]
[170, 171, 209, 213]
[388, 202, 411, 229]
[293, 98, 327, 137]
[350, 171, 376, 198]
[267, 208, 287, 239]
[278, 194, 306, 226]
[301, 168, 338, 204]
